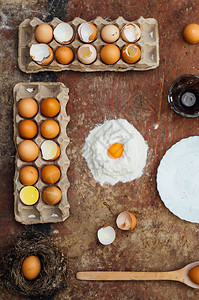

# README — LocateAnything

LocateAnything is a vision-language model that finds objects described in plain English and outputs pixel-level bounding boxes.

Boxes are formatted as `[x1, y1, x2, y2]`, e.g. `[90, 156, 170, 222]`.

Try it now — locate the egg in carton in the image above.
[18, 16, 159, 73]
[13, 82, 70, 225]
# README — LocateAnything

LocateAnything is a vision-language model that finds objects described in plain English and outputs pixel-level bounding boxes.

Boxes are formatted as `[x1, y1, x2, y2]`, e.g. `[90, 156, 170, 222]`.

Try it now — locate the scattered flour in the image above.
[83, 119, 148, 186]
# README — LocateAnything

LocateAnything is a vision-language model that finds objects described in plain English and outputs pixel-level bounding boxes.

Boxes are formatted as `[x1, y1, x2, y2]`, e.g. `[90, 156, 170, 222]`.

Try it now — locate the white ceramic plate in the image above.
[157, 136, 199, 223]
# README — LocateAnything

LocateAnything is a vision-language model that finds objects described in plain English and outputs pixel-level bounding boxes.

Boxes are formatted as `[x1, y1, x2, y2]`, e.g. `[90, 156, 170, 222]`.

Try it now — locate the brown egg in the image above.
[42, 186, 62, 205]
[122, 44, 141, 63]
[40, 97, 60, 118]
[189, 266, 199, 284]
[22, 255, 41, 280]
[183, 23, 199, 44]
[18, 140, 39, 162]
[19, 166, 38, 185]
[55, 46, 74, 64]
[40, 120, 60, 139]
[100, 44, 120, 64]
[35, 23, 53, 43]
[18, 98, 38, 118]
[18, 120, 38, 139]
[41, 165, 61, 184]
[101, 24, 120, 43]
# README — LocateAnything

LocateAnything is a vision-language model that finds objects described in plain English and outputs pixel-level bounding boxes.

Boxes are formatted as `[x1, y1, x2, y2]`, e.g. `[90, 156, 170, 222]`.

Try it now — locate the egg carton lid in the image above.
[18, 16, 159, 73]
[13, 82, 70, 225]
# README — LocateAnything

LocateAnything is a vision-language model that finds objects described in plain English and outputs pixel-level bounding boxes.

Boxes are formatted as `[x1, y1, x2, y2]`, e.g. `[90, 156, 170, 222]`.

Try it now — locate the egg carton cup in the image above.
[18, 16, 159, 73]
[13, 82, 70, 225]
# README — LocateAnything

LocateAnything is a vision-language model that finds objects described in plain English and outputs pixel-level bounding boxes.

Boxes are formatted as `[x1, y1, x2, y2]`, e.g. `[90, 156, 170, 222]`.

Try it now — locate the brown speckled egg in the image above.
[19, 166, 38, 185]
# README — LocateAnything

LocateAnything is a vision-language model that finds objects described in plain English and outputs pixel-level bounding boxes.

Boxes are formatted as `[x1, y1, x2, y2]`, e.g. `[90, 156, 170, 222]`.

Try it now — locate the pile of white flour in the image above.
[83, 119, 148, 186]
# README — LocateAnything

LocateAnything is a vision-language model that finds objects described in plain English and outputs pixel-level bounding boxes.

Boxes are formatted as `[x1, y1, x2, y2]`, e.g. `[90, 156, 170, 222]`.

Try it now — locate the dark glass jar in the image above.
[168, 74, 199, 118]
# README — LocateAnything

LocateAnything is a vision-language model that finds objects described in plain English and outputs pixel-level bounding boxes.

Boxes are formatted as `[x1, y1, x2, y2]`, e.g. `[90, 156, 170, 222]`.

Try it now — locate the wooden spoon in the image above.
[76, 261, 199, 289]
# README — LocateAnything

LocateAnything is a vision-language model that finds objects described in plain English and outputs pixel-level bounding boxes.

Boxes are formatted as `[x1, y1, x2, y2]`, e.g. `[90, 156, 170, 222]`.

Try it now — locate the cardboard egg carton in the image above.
[13, 82, 70, 225]
[18, 16, 159, 73]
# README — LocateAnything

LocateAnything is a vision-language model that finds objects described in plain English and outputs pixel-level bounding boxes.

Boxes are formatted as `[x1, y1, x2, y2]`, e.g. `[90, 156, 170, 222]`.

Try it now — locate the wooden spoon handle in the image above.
[76, 269, 184, 282]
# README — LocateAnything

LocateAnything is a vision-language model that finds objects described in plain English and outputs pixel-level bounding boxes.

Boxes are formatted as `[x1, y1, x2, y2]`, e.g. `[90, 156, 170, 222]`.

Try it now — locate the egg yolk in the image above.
[20, 186, 39, 205]
[83, 51, 91, 58]
[107, 143, 124, 159]
[128, 45, 137, 56]
[189, 265, 199, 284]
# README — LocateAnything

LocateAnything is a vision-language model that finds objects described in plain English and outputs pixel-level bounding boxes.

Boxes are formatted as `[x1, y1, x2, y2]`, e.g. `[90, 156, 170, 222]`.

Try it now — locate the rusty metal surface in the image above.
[0, 0, 199, 299]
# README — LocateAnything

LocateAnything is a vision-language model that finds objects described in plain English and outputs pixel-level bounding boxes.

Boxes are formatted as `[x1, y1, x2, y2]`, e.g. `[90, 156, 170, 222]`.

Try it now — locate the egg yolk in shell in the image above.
[107, 143, 124, 159]
[83, 50, 91, 58]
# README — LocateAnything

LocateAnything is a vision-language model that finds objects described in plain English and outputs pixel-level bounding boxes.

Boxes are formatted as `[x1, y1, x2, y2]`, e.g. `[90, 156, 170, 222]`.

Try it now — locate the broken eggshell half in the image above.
[30, 44, 54, 65]
[97, 226, 116, 245]
[121, 23, 141, 43]
[53, 23, 74, 44]
[41, 140, 60, 161]
[116, 211, 137, 230]
[77, 44, 97, 64]
[122, 44, 141, 64]
[77, 22, 97, 43]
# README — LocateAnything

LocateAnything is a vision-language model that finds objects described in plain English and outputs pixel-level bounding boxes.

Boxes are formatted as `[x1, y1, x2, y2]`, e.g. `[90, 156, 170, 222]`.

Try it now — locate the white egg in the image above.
[97, 226, 116, 245]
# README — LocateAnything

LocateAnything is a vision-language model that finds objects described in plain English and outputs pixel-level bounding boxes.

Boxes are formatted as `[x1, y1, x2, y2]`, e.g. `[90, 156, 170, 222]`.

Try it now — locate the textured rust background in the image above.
[0, 0, 199, 299]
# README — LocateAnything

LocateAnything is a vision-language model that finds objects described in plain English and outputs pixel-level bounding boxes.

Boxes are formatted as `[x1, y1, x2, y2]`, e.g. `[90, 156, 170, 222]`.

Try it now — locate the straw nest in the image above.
[1, 231, 67, 298]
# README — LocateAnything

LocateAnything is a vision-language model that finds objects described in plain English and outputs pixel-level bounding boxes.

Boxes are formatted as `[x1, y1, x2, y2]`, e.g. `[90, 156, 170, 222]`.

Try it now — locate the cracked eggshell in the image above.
[78, 22, 97, 43]
[77, 44, 97, 64]
[54, 23, 74, 44]
[101, 24, 120, 43]
[116, 211, 137, 230]
[97, 226, 116, 245]
[122, 44, 141, 63]
[30, 44, 54, 65]
[121, 23, 141, 43]
[41, 140, 60, 161]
